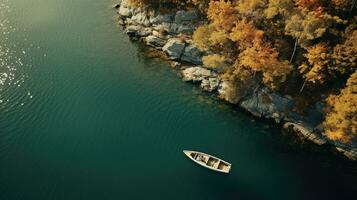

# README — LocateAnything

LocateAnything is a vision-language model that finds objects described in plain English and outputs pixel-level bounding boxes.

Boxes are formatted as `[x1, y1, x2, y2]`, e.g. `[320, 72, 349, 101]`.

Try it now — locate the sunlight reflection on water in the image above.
[0, 0, 32, 107]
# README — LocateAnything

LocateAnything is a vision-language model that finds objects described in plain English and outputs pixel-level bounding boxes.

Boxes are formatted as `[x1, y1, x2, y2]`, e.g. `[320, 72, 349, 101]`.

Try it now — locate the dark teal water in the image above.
[0, 0, 356, 199]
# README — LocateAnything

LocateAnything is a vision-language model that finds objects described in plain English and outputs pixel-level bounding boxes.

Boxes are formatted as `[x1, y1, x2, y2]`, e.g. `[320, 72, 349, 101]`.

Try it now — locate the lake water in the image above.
[0, 0, 356, 199]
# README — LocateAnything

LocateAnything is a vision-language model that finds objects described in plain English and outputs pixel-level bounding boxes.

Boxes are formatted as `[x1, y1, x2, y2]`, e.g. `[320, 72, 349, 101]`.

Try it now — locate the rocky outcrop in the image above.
[201, 77, 219, 92]
[239, 87, 294, 121]
[144, 35, 167, 48]
[114, 0, 356, 161]
[283, 122, 327, 145]
[181, 44, 203, 64]
[182, 67, 216, 82]
[174, 10, 199, 24]
[162, 38, 186, 60]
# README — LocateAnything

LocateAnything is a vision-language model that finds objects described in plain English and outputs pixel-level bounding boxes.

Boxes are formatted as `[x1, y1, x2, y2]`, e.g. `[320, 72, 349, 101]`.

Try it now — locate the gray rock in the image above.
[137, 27, 153, 37]
[131, 12, 151, 27]
[181, 44, 203, 64]
[125, 25, 143, 37]
[162, 38, 186, 59]
[283, 122, 327, 145]
[239, 87, 294, 120]
[175, 10, 199, 24]
[150, 13, 174, 24]
[144, 35, 167, 47]
[217, 80, 241, 104]
[118, 1, 133, 17]
[336, 147, 357, 161]
[176, 23, 195, 34]
[182, 67, 217, 82]
[201, 78, 219, 92]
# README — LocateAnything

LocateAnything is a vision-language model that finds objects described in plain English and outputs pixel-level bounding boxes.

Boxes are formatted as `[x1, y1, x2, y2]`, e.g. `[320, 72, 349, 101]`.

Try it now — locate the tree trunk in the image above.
[299, 80, 307, 94]
[290, 38, 298, 64]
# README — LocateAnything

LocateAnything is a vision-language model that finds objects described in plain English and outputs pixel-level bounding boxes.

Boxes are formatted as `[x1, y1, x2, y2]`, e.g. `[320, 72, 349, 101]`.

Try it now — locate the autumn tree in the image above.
[295, 0, 324, 12]
[207, 0, 239, 31]
[237, 39, 292, 90]
[323, 71, 357, 144]
[237, 0, 267, 16]
[192, 24, 215, 50]
[298, 43, 331, 92]
[229, 18, 264, 50]
[284, 10, 344, 63]
[331, 30, 357, 74]
[264, 0, 294, 19]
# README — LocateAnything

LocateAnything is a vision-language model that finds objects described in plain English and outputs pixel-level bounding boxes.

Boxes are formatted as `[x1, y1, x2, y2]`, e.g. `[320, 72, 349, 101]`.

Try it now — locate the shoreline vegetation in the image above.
[113, 0, 356, 160]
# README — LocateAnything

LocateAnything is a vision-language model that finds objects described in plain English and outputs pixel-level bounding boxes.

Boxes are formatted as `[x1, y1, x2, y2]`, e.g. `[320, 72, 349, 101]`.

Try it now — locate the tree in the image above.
[264, 0, 294, 19]
[331, 30, 357, 74]
[207, 0, 239, 31]
[298, 43, 331, 92]
[295, 0, 324, 12]
[229, 18, 264, 50]
[237, 0, 267, 16]
[237, 39, 293, 90]
[284, 10, 342, 63]
[192, 24, 215, 50]
[323, 71, 357, 144]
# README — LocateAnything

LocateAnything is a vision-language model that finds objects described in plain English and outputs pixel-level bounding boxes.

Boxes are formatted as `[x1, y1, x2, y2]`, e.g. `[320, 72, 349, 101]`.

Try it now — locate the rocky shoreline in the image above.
[113, 0, 356, 161]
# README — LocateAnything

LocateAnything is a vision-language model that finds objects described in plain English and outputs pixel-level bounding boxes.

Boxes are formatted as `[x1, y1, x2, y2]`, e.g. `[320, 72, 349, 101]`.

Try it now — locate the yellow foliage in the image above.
[323, 71, 357, 143]
[203, 54, 227, 69]
[264, 0, 294, 18]
[238, 40, 292, 90]
[332, 30, 357, 74]
[237, 0, 267, 15]
[207, 0, 239, 31]
[299, 43, 331, 84]
[192, 24, 215, 50]
[229, 18, 264, 50]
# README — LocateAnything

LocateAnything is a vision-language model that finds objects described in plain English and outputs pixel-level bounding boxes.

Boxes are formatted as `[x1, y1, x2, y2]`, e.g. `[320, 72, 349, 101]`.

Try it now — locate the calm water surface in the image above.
[0, 0, 356, 199]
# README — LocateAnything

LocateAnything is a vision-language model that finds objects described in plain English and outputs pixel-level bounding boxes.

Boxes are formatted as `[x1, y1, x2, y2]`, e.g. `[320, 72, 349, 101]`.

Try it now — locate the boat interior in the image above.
[190, 152, 231, 171]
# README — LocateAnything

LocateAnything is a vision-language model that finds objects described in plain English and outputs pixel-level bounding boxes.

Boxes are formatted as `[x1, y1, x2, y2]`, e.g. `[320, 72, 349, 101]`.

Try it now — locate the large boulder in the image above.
[239, 87, 294, 120]
[217, 80, 241, 104]
[174, 10, 199, 24]
[201, 78, 219, 92]
[118, 0, 133, 17]
[162, 38, 186, 59]
[144, 35, 167, 48]
[181, 44, 203, 64]
[182, 67, 217, 82]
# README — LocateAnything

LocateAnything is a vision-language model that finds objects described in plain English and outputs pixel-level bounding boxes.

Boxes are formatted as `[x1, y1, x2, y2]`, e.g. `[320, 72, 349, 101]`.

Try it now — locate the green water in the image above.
[0, 0, 356, 199]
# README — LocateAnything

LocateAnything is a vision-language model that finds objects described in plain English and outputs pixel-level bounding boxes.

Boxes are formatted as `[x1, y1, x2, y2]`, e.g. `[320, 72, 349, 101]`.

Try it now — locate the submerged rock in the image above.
[162, 38, 186, 60]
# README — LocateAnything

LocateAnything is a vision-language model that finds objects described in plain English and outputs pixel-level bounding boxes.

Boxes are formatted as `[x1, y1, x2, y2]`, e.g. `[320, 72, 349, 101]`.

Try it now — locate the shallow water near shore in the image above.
[0, 0, 356, 199]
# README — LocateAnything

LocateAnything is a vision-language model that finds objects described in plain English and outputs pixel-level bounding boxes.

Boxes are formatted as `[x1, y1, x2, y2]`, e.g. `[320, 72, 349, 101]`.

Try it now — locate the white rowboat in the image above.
[183, 150, 232, 173]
